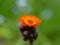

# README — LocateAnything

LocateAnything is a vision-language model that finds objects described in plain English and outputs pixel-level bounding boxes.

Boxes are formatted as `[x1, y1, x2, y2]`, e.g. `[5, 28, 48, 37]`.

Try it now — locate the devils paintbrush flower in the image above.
[18, 14, 41, 45]
[18, 14, 41, 27]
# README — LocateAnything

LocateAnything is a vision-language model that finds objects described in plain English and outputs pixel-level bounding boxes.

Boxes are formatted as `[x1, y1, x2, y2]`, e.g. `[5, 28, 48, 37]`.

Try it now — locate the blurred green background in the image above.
[0, 0, 60, 45]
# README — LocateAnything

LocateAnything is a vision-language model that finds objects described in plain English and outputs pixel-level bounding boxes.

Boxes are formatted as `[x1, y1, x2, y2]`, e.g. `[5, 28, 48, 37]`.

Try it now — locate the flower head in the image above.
[18, 14, 41, 27]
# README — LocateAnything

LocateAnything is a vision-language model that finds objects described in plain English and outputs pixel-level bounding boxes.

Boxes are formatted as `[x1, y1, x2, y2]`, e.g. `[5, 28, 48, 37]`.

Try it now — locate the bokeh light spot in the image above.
[40, 9, 54, 20]
[16, 0, 27, 7]
[0, 15, 5, 24]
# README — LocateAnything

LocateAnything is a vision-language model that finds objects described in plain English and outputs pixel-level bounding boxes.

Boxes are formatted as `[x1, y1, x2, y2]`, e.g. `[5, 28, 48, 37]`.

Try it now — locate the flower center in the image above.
[28, 20, 33, 24]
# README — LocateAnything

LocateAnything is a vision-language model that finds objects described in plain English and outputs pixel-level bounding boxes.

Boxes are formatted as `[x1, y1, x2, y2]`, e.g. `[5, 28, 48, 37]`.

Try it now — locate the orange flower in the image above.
[18, 14, 41, 27]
